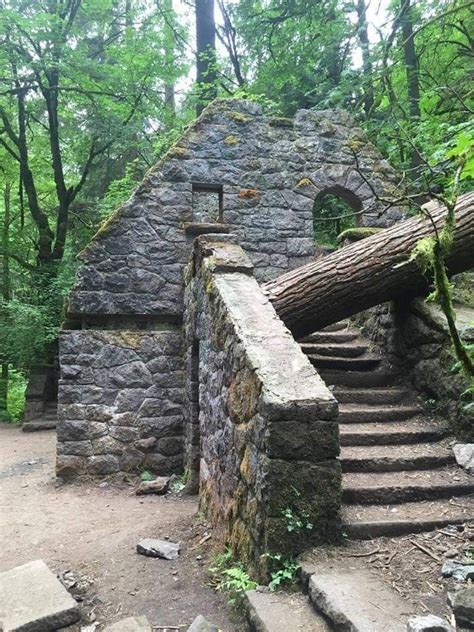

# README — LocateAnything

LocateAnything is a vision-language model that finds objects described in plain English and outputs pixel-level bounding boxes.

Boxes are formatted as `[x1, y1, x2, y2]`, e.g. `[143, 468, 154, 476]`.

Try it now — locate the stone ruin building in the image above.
[56, 99, 473, 570]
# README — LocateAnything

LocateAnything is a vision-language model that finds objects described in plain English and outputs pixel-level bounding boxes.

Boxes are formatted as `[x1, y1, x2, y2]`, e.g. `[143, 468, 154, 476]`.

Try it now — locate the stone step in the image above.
[245, 588, 331, 631]
[300, 330, 359, 344]
[301, 342, 369, 358]
[339, 420, 450, 446]
[342, 469, 474, 504]
[22, 420, 57, 432]
[307, 569, 411, 631]
[307, 353, 382, 372]
[338, 404, 421, 424]
[334, 387, 414, 405]
[320, 367, 399, 387]
[320, 321, 351, 332]
[342, 497, 474, 539]
[340, 442, 455, 472]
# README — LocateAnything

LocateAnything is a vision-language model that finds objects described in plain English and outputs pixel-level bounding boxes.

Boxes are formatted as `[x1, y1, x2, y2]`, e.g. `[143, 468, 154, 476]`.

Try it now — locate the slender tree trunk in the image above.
[264, 193, 474, 338]
[0, 183, 11, 421]
[356, 0, 374, 117]
[164, 0, 176, 126]
[195, 0, 217, 115]
[400, 0, 423, 169]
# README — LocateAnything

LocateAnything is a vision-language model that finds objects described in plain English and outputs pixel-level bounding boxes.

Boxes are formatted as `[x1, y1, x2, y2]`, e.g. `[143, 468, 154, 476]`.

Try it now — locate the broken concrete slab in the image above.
[245, 587, 331, 632]
[135, 477, 170, 496]
[453, 444, 474, 474]
[406, 614, 454, 631]
[0, 559, 80, 631]
[103, 615, 152, 631]
[308, 570, 413, 632]
[453, 588, 474, 629]
[186, 614, 219, 632]
[136, 538, 180, 560]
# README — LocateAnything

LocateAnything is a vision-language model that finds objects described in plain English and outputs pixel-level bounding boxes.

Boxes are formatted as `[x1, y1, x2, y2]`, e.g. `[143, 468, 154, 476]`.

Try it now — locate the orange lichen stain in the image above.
[239, 188, 260, 199]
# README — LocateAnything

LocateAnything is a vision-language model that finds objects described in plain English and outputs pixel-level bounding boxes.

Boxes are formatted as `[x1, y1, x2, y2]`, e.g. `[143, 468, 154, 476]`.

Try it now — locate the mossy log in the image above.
[264, 192, 474, 338]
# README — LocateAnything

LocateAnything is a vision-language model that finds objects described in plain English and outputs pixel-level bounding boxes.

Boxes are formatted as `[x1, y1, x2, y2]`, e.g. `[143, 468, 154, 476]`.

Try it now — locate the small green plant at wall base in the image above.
[263, 554, 300, 591]
[209, 548, 257, 605]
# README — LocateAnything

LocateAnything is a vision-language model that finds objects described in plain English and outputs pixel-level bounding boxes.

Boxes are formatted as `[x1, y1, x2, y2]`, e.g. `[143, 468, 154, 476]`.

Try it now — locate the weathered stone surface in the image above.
[442, 560, 474, 582]
[308, 570, 412, 632]
[136, 538, 180, 560]
[57, 330, 184, 479]
[453, 444, 474, 474]
[0, 559, 80, 631]
[104, 615, 152, 631]
[68, 99, 401, 317]
[453, 588, 474, 629]
[186, 614, 219, 632]
[245, 588, 331, 632]
[187, 239, 340, 575]
[135, 477, 170, 496]
[406, 614, 454, 631]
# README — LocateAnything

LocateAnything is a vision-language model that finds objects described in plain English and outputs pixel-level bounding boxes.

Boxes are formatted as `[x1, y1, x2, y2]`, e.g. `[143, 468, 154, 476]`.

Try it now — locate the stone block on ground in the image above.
[442, 560, 474, 582]
[308, 569, 413, 632]
[406, 614, 454, 631]
[453, 588, 474, 629]
[453, 444, 474, 474]
[245, 587, 331, 631]
[103, 615, 152, 631]
[186, 614, 219, 632]
[136, 538, 180, 560]
[135, 476, 170, 495]
[0, 559, 80, 631]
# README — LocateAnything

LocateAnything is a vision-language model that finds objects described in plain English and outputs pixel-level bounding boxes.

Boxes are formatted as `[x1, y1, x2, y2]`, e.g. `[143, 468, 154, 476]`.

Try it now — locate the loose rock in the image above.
[187, 614, 219, 632]
[135, 476, 170, 496]
[441, 560, 474, 581]
[136, 538, 180, 560]
[103, 615, 152, 631]
[453, 588, 474, 629]
[406, 614, 454, 631]
[453, 444, 474, 474]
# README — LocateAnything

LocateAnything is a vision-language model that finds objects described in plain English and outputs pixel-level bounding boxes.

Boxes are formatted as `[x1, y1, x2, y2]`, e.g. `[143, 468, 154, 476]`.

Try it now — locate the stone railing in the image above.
[184, 236, 341, 577]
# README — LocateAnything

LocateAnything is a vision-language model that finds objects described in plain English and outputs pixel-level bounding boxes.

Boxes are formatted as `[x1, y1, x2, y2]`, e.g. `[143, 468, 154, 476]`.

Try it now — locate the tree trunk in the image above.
[264, 193, 474, 338]
[400, 0, 423, 170]
[356, 0, 374, 118]
[0, 183, 11, 421]
[195, 0, 217, 115]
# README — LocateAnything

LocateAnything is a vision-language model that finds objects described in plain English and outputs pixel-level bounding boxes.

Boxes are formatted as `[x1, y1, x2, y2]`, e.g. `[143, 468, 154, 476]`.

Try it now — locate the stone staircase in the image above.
[22, 401, 58, 432]
[300, 321, 474, 539]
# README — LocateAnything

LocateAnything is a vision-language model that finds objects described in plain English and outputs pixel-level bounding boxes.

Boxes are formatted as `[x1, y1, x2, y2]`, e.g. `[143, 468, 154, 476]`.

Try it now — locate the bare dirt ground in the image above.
[0, 423, 244, 631]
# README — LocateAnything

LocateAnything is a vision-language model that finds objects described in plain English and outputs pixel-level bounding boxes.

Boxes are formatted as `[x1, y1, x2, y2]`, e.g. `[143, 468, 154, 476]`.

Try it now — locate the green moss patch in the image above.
[337, 227, 382, 243]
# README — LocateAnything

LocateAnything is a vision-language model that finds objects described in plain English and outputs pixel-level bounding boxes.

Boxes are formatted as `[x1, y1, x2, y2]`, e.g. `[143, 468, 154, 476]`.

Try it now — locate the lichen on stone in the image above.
[239, 188, 260, 199]
[295, 177, 313, 188]
[228, 111, 254, 124]
[168, 146, 189, 158]
[224, 135, 239, 145]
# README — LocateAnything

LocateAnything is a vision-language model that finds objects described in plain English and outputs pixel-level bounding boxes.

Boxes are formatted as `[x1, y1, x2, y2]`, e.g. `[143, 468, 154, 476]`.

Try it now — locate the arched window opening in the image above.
[313, 186, 363, 248]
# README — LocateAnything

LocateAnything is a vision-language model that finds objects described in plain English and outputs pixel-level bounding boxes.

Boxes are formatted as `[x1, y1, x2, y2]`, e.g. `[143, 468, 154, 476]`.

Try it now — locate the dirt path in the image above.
[0, 424, 243, 631]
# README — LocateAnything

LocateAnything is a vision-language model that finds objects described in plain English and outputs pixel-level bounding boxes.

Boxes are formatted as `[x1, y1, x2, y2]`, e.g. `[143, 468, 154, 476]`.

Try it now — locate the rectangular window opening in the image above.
[192, 183, 223, 223]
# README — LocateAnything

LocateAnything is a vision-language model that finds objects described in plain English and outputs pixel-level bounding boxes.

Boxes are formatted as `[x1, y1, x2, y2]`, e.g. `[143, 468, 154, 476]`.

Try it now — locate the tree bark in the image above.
[356, 0, 374, 118]
[0, 183, 11, 420]
[195, 0, 217, 115]
[264, 193, 474, 338]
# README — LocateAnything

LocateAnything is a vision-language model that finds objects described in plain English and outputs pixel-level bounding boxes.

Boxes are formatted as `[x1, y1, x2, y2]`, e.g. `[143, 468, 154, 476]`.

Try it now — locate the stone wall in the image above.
[355, 300, 473, 441]
[56, 330, 183, 479]
[187, 237, 341, 576]
[68, 99, 404, 318]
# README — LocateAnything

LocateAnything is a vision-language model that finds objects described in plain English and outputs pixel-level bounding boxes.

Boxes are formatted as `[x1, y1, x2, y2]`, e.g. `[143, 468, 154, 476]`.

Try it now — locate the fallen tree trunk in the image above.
[264, 192, 474, 338]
